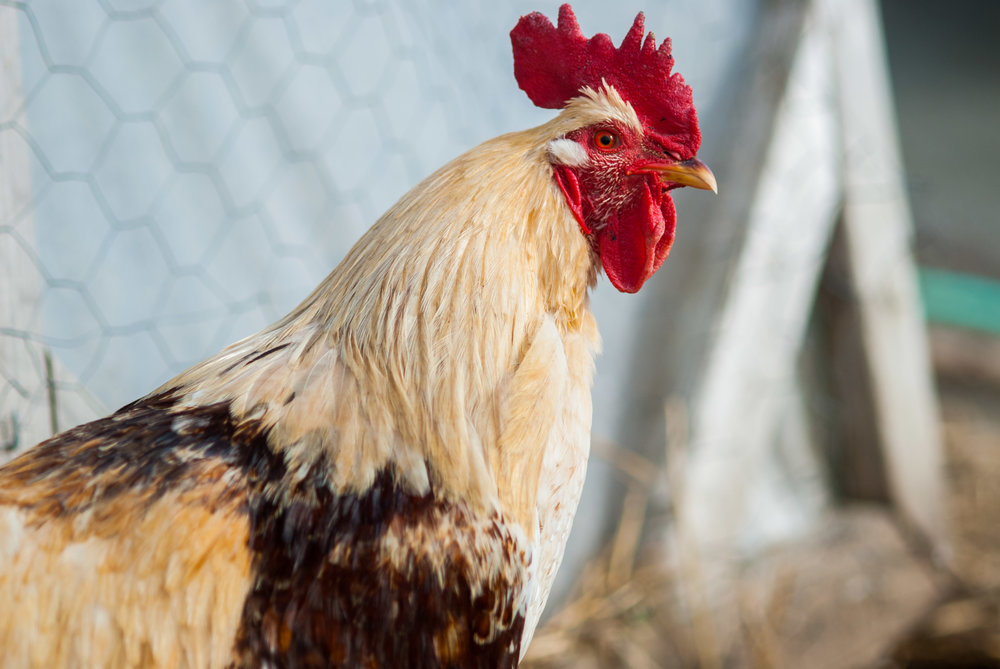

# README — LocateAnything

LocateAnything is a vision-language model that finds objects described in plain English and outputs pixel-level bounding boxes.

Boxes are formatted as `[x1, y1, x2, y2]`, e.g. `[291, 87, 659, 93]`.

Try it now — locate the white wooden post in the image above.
[673, 0, 948, 615]
[680, 0, 842, 560]
[677, 0, 947, 563]
[829, 0, 946, 548]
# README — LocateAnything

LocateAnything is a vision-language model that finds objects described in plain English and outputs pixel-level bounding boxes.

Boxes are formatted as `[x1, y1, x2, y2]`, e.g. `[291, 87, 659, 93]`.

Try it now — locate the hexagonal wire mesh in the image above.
[1, 0, 751, 428]
[6, 0, 513, 418]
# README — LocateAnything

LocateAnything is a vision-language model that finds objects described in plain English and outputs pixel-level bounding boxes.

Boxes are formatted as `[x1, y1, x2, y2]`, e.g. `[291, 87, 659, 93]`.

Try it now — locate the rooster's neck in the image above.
[160, 126, 600, 516]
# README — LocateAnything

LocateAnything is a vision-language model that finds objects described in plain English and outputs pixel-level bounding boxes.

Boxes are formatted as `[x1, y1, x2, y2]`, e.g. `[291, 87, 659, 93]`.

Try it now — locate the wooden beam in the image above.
[619, 0, 813, 469]
[678, 0, 841, 558]
[828, 0, 947, 549]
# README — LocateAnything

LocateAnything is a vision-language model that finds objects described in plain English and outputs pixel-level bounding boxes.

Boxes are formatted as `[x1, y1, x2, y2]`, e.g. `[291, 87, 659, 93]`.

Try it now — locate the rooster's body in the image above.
[0, 6, 714, 668]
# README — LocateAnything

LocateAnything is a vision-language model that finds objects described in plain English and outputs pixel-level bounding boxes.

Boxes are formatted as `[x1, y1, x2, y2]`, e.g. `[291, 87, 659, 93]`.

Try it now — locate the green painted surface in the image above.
[919, 268, 1000, 336]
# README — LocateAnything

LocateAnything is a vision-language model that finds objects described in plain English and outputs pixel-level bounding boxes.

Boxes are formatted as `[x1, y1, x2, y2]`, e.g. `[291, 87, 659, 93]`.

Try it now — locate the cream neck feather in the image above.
[162, 91, 629, 513]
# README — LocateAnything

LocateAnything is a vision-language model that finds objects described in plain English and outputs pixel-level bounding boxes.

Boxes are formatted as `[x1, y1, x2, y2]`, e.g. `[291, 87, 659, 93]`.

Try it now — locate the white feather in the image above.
[547, 138, 589, 167]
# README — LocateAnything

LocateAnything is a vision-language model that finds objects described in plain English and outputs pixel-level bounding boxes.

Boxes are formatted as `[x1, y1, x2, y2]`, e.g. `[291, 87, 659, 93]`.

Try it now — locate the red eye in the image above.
[593, 130, 620, 152]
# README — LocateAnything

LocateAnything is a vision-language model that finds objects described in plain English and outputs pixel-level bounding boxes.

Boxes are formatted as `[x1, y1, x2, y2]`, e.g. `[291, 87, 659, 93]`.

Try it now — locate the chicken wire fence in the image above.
[0, 0, 750, 434]
[1, 0, 522, 420]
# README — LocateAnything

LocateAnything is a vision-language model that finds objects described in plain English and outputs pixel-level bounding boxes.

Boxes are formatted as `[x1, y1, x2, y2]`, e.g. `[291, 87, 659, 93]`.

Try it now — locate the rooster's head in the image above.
[512, 4, 716, 293]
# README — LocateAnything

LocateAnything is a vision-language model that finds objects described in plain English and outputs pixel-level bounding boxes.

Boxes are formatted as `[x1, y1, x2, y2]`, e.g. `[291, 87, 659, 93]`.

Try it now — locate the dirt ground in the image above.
[522, 331, 1000, 669]
[890, 373, 1000, 668]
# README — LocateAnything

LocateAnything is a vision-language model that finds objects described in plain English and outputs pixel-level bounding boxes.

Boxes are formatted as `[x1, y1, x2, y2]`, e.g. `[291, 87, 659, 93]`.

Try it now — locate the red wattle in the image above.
[552, 165, 588, 233]
[597, 181, 676, 293]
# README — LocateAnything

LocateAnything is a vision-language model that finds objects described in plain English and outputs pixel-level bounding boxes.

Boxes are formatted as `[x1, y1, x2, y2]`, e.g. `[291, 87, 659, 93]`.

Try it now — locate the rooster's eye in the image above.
[593, 130, 620, 152]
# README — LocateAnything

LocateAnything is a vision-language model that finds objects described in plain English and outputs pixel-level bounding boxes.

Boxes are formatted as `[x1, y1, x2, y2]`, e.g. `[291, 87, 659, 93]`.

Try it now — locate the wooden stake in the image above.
[828, 0, 947, 550]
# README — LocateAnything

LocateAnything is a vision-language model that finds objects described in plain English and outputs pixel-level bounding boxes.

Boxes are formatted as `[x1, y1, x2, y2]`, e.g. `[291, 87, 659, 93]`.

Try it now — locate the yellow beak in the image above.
[635, 157, 718, 194]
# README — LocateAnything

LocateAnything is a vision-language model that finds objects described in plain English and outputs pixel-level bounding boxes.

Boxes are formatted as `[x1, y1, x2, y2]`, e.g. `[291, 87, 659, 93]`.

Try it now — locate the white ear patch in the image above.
[547, 138, 589, 167]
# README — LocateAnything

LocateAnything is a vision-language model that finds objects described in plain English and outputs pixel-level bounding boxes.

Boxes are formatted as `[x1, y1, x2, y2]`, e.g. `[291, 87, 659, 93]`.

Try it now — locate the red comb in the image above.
[511, 4, 700, 155]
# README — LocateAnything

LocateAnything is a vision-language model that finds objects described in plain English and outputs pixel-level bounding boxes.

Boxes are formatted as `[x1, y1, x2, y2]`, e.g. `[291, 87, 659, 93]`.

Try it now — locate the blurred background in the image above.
[0, 0, 997, 666]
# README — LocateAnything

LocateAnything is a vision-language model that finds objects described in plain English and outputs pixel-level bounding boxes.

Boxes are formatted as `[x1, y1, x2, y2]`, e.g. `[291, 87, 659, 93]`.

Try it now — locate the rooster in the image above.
[0, 5, 714, 668]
